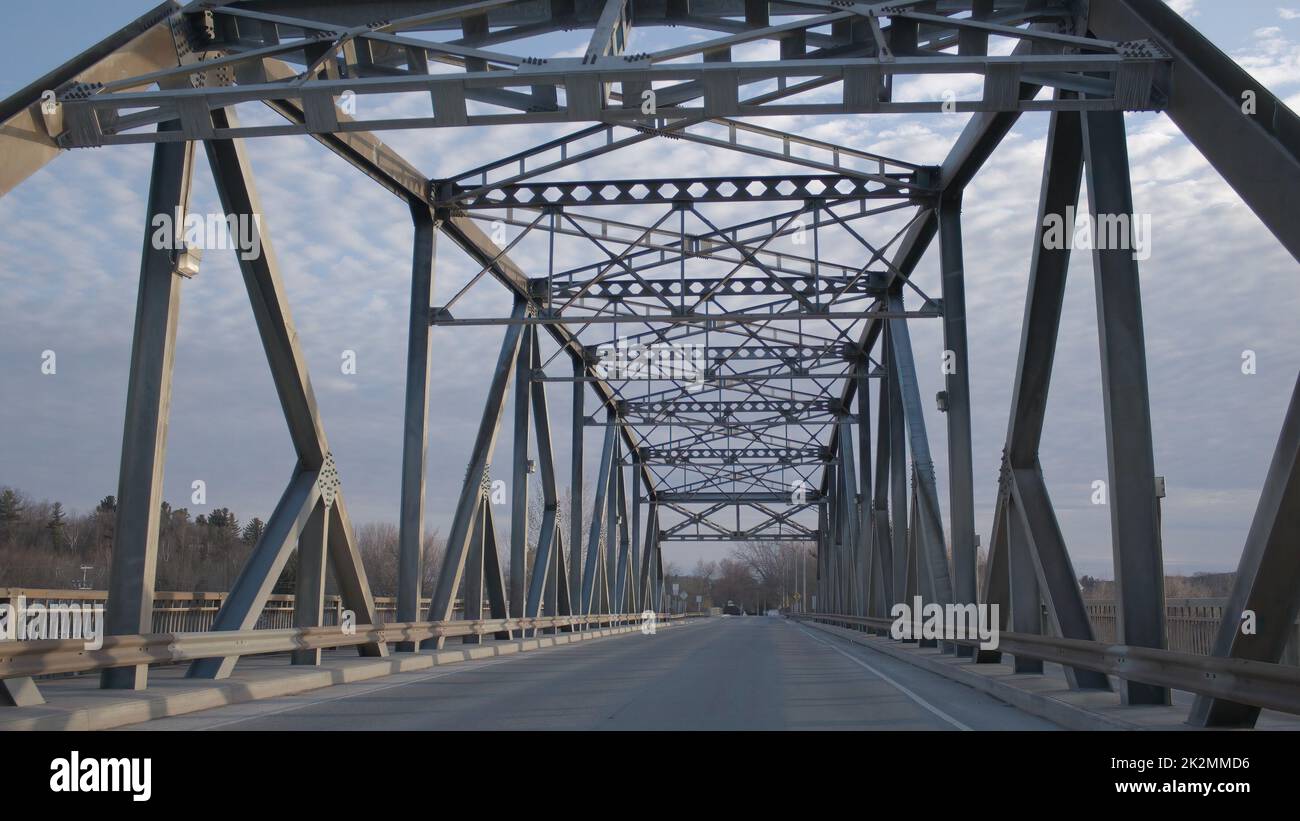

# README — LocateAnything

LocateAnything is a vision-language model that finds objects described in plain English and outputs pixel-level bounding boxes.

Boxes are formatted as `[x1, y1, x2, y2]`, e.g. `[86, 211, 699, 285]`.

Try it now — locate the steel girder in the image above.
[1, 0, 1297, 721]
[46, 0, 1170, 149]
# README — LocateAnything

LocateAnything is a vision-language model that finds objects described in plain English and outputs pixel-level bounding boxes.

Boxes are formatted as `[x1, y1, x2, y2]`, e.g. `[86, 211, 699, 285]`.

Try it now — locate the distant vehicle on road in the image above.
[722, 601, 743, 616]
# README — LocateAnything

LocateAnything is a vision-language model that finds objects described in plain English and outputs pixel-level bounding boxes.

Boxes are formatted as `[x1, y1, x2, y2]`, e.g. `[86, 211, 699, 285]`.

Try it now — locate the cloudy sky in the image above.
[1, 0, 1297, 581]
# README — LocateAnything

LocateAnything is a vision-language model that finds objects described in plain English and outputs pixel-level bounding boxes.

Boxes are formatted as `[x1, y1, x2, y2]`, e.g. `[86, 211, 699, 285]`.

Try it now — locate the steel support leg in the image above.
[887, 294, 954, 608]
[582, 418, 617, 615]
[396, 204, 438, 651]
[510, 325, 533, 620]
[463, 499, 486, 644]
[291, 499, 329, 665]
[1006, 496, 1044, 674]
[1190, 373, 1300, 727]
[886, 327, 909, 612]
[569, 356, 585, 615]
[990, 97, 1108, 687]
[101, 120, 194, 691]
[1082, 107, 1168, 705]
[427, 298, 528, 635]
[938, 194, 978, 656]
[190, 107, 383, 677]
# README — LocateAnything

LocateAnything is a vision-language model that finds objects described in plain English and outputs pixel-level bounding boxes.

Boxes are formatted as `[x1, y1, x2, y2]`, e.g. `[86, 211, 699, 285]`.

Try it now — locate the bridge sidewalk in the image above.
[801, 619, 1300, 731]
[0, 624, 653, 731]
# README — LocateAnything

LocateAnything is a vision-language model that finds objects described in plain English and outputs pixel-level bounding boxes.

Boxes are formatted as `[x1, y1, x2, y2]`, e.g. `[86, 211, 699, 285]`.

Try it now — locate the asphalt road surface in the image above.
[133, 617, 1059, 731]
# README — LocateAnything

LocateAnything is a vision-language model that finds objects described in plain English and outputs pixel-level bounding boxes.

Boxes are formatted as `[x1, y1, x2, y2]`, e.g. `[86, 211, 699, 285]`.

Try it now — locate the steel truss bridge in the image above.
[0, 0, 1297, 729]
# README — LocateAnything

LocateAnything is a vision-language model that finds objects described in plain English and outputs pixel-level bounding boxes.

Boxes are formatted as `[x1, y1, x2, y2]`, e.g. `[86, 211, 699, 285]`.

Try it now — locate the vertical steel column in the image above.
[510, 324, 534, 619]
[614, 454, 631, 614]
[639, 502, 657, 611]
[938, 193, 978, 656]
[816, 504, 828, 611]
[101, 120, 194, 691]
[856, 355, 876, 619]
[581, 418, 617, 615]
[1082, 107, 1168, 705]
[630, 452, 641, 613]
[886, 327, 909, 612]
[570, 355, 585, 614]
[526, 330, 559, 627]
[396, 204, 438, 651]
[607, 439, 621, 612]
[291, 499, 329, 665]
[837, 417, 861, 615]
[1190, 374, 1300, 727]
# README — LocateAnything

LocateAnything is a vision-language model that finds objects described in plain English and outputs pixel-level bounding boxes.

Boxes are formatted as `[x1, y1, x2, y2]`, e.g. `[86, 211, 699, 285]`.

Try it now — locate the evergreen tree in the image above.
[0, 487, 25, 527]
[241, 517, 265, 545]
[47, 501, 66, 548]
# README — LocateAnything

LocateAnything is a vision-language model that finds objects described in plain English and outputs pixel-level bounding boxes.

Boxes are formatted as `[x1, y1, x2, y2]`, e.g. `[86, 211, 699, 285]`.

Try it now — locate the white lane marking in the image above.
[791, 623, 972, 731]
[185, 622, 707, 730]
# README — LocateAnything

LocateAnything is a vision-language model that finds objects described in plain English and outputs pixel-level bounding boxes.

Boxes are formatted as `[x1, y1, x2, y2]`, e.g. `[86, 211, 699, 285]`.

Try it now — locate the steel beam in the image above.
[189, 106, 382, 677]
[581, 418, 617, 615]
[290, 499, 329, 665]
[1190, 374, 1300, 727]
[510, 324, 533, 619]
[886, 294, 953, 607]
[938, 193, 977, 656]
[1006, 496, 1044, 674]
[188, 469, 322, 679]
[101, 120, 194, 691]
[570, 355, 585, 609]
[1090, 0, 1300, 262]
[427, 299, 527, 629]
[1082, 106, 1168, 705]
[395, 204, 438, 651]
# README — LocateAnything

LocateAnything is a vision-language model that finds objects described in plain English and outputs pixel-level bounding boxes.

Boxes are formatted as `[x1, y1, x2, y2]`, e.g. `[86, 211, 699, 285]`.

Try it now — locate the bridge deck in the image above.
[120, 617, 1059, 731]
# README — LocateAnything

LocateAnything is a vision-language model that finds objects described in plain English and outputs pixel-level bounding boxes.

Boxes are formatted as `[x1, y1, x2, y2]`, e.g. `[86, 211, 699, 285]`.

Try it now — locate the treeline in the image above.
[0, 486, 445, 597]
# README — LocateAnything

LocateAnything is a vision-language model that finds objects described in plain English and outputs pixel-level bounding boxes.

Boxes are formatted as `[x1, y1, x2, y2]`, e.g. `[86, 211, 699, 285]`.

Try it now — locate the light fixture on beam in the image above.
[171, 243, 202, 279]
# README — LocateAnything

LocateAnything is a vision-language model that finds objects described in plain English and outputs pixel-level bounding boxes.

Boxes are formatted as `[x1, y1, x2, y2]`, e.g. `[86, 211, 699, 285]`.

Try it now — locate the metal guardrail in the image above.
[0, 612, 683, 682]
[792, 613, 1300, 717]
[1084, 598, 1300, 664]
[0, 588, 435, 632]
